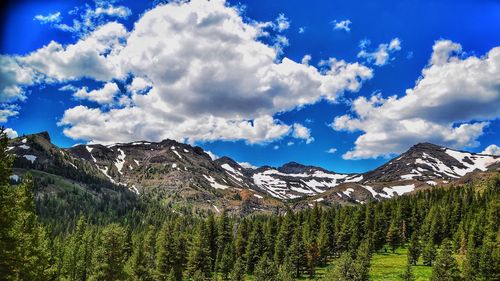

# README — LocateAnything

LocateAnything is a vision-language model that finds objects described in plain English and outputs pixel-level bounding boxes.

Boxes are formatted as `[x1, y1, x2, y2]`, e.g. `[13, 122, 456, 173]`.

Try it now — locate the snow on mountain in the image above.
[7, 133, 500, 212]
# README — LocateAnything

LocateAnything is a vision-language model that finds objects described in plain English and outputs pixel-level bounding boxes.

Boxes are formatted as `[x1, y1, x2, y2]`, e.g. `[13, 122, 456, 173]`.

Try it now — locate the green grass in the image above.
[370, 246, 432, 281]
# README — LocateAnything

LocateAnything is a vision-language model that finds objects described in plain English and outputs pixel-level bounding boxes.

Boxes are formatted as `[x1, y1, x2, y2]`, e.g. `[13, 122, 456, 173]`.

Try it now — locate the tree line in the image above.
[0, 128, 499, 280]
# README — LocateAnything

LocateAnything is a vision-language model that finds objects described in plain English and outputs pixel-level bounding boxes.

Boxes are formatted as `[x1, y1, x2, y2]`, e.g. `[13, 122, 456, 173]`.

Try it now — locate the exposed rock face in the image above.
[7, 133, 500, 213]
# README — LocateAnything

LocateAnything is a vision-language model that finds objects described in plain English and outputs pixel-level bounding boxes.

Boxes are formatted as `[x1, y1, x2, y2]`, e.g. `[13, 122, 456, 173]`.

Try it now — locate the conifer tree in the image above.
[325, 251, 356, 281]
[229, 257, 245, 281]
[127, 232, 152, 281]
[13, 174, 55, 281]
[156, 223, 177, 280]
[187, 222, 211, 278]
[288, 227, 306, 278]
[254, 255, 277, 281]
[386, 219, 400, 253]
[407, 232, 421, 265]
[244, 221, 266, 274]
[400, 258, 415, 281]
[90, 223, 128, 281]
[430, 239, 461, 281]
[275, 257, 294, 281]
[0, 128, 17, 280]
[422, 237, 436, 266]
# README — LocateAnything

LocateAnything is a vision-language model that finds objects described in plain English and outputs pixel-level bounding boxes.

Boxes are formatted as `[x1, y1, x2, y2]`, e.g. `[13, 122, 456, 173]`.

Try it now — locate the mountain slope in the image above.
[7, 132, 500, 213]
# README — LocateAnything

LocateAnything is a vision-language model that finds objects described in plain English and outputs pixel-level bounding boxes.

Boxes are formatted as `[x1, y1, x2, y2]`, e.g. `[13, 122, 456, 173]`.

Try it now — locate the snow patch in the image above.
[18, 144, 30, 149]
[23, 155, 36, 163]
[203, 175, 229, 190]
[342, 188, 355, 197]
[114, 149, 126, 175]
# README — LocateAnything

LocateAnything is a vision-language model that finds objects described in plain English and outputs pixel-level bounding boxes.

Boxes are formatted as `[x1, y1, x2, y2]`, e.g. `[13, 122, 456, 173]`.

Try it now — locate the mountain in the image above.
[7, 132, 500, 213]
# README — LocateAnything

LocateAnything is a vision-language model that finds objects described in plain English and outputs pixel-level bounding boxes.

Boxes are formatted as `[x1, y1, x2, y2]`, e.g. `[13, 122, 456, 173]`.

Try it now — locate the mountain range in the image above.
[7, 131, 500, 214]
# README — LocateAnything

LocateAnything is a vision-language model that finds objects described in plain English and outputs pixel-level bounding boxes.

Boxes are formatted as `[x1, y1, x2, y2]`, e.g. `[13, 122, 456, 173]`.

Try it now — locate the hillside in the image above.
[7, 131, 500, 214]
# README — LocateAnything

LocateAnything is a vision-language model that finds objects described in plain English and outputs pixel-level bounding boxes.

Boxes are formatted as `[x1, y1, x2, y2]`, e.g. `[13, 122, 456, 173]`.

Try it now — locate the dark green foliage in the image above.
[253, 255, 277, 281]
[430, 239, 461, 281]
[400, 258, 415, 281]
[407, 232, 421, 265]
[422, 238, 437, 266]
[90, 224, 128, 281]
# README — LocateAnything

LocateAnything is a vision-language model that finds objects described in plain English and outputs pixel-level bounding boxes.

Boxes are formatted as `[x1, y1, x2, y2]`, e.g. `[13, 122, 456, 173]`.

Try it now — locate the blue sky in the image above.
[1, 0, 499, 173]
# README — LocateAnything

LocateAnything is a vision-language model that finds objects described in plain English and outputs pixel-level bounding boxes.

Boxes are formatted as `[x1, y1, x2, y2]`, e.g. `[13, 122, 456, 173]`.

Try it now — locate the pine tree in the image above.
[62, 216, 91, 281]
[353, 240, 371, 281]
[307, 240, 319, 278]
[229, 258, 245, 281]
[400, 258, 415, 281]
[253, 255, 277, 281]
[407, 232, 421, 265]
[276, 257, 295, 281]
[386, 219, 400, 253]
[288, 227, 306, 278]
[90, 223, 128, 281]
[156, 223, 177, 280]
[325, 251, 356, 281]
[244, 221, 266, 274]
[127, 232, 153, 281]
[12, 174, 55, 280]
[317, 214, 332, 265]
[187, 222, 211, 278]
[218, 246, 234, 281]
[0, 127, 17, 280]
[430, 239, 461, 281]
[422, 237, 436, 266]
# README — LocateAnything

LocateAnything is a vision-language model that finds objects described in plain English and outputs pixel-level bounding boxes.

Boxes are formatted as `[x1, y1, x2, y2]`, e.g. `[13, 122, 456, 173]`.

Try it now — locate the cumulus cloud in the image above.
[357, 38, 401, 66]
[238, 161, 257, 169]
[334, 40, 500, 159]
[0, 105, 19, 123]
[34, 12, 62, 24]
[481, 144, 500, 156]
[36, 2, 131, 36]
[298, 27, 306, 34]
[333, 19, 352, 32]
[274, 14, 290, 32]
[292, 123, 314, 144]
[326, 148, 337, 153]
[73, 82, 120, 104]
[2, 0, 373, 145]
[4, 128, 18, 138]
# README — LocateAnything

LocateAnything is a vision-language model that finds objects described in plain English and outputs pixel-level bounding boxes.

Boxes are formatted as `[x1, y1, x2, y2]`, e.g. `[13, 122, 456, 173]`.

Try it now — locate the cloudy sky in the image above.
[1, 0, 499, 172]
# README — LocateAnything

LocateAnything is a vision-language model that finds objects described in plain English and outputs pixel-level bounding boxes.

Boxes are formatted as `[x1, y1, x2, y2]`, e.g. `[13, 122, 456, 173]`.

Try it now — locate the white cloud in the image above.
[301, 54, 312, 65]
[275, 14, 290, 32]
[298, 26, 306, 34]
[333, 20, 352, 32]
[205, 150, 219, 160]
[0, 56, 38, 102]
[3, 0, 373, 145]
[73, 82, 120, 104]
[292, 123, 314, 144]
[0, 105, 19, 123]
[34, 12, 62, 24]
[273, 145, 280, 150]
[334, 40, 500, 159]
[326, 148, 337, 153]
[357, 37, 402, 66]
[42, 2, 132, 36]
[287, 141, 294, 146]
[126, 77, 151, 94]
[481, 144, 500, 156]
[238, 161, 257, 169]
[21, 22, 128, 82]
[4, 128, 18, 138]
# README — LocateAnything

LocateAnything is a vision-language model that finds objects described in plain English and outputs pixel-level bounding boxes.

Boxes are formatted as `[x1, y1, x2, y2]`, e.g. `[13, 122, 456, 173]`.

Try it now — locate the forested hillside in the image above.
[1, 129, 499, 281]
